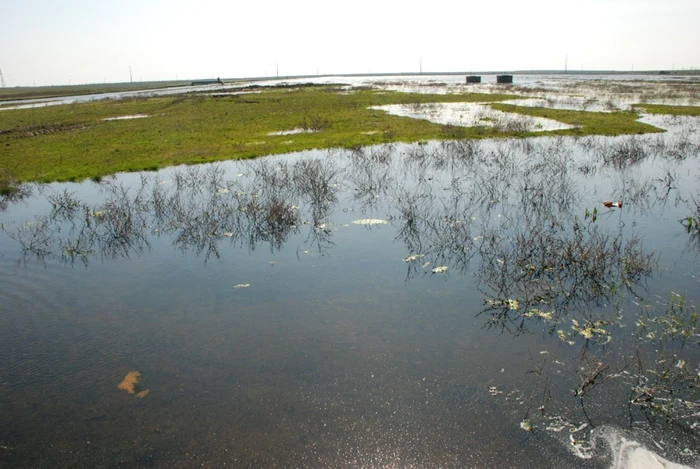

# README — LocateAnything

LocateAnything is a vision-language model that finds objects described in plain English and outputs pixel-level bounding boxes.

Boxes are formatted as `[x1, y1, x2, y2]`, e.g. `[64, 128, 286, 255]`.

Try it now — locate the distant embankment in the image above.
[191, 78, 224, 86]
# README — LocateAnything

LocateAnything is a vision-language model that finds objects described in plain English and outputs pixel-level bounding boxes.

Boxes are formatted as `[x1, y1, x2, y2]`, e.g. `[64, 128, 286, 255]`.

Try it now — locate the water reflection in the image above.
[0, 176, 33, 212]
[1, 119, 699, 467]
[372, 102, 577, 131]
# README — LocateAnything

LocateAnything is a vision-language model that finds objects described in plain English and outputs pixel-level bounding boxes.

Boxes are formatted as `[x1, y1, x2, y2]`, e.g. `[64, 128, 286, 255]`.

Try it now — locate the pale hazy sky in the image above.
[1, 0, 698, 86]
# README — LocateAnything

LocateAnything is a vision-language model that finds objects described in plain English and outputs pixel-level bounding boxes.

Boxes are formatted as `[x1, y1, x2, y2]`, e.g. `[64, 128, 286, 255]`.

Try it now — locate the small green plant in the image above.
[0, 168, 31, 211]
[683, 216, 694, 233]
[584, 207, 598, 222]
[0, 168, 21, 197]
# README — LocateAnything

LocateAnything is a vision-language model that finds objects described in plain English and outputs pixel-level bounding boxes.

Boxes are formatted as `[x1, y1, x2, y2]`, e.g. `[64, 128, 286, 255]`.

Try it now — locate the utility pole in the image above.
[276, 60, 279, 78]
[0, 69, 5, 88]
[564, 54, 568, 73]
[129, 66, 133, 83]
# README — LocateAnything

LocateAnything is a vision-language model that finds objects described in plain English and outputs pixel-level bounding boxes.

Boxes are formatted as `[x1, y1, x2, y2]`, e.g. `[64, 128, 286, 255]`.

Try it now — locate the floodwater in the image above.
[102, 114, 151, 121]
[2, 72, 699, 112]
[370, 102, 577, 131]
[1, 79, 700, 468]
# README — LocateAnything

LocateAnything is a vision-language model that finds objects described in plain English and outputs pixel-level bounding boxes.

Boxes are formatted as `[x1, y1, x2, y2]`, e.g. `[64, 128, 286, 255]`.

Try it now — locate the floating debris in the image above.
[234, 283, 251, 289]
[216, 188, 230, 194]
[422, 261, 431, 269]
[602, 200, 623, 208]
[488, 386, 503, 396]
[431, 266, 448, 274]
[571, 319, 611, 342]
[520, 420, 533, 432]
[569, 422, 589, 434]
[546, 418, 570, 432]
[576, 326, 597, 340]
[487, 299, 520, 310]
[222, 232, 233, 237]
[557, 330, 576, 345]
[569, 433, 594, 459]
[522, 308, 554, 320]
[135, 390, 150, 399]
[403, 254, 425, 262]
[351, 219, 388, 225]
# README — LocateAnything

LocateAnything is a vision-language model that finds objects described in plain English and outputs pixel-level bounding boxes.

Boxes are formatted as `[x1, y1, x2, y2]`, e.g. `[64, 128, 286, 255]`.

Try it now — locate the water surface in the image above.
[1, 91, 699, 469]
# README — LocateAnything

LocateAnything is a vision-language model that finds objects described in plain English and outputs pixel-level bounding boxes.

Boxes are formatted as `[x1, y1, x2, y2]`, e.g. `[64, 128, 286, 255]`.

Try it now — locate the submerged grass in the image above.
[0, 84, 670, 183]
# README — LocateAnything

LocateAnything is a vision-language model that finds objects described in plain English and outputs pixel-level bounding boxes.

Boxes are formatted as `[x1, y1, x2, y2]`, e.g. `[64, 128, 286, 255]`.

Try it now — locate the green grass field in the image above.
[633, 103, 700, 116]
[0, 84, 681, 183]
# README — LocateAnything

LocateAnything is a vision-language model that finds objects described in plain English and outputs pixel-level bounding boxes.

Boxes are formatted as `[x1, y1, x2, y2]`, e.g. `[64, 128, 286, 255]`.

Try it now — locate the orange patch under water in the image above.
[117, 371, 151, 398]
[117, 371, 150, 399]
[117, 371, 141, 394]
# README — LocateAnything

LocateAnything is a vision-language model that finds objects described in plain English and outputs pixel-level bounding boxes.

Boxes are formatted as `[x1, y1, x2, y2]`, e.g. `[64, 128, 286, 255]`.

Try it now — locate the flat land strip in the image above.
[0, 81, 192, 102]
[0, 84, 674, 182]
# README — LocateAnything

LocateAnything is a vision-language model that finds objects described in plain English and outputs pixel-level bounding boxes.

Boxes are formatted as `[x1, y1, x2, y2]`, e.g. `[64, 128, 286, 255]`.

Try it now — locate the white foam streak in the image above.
[571, 426, 698, 469]
[612, 439, 693, 469]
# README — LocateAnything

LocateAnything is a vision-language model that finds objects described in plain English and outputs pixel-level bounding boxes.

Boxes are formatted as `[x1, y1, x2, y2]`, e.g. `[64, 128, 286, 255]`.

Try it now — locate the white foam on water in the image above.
[568, 426, 699, 469]
[615, 444, 694, 469]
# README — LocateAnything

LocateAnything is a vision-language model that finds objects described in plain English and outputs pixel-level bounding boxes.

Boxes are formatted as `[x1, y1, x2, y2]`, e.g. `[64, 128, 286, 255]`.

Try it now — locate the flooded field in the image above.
[370, 102, 577, 131]
[1, 76, 699, 468]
